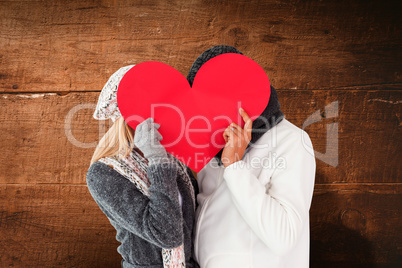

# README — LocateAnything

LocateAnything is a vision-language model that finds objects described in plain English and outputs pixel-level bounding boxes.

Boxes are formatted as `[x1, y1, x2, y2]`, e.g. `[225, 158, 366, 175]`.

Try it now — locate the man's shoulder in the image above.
[254, 118, 314, 157]
[276, 118, 305, 134]
[275, 118, 315, 157]
[273, 118, 310, 139]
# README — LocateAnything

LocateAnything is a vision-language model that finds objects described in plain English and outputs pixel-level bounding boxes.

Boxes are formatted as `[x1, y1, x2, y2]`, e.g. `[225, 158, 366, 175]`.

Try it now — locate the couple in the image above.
[86, 45, 316, 268]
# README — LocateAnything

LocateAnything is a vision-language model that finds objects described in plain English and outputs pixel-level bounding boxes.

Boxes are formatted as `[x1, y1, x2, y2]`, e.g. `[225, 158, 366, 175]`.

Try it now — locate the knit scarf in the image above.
[98, 148, 195, 268]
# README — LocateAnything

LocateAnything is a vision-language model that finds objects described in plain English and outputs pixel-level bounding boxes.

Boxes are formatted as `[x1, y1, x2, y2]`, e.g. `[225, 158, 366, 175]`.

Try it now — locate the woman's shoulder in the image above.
[86, 160, 148, 205]
[86, 160, 130, 191]
[87, 160, 117, 179]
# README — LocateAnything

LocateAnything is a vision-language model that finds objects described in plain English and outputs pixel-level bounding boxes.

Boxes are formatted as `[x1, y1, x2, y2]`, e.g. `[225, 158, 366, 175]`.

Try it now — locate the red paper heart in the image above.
[117, 53, 270, 172]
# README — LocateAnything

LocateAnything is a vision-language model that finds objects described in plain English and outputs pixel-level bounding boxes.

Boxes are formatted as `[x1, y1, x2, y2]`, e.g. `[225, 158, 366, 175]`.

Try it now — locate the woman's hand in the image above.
[221, 107, 253, 167]
[134, 118, 169, 165]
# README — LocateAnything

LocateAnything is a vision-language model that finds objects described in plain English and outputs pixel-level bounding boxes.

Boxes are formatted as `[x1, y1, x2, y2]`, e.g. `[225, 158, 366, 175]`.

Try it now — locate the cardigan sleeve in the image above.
[222, 130, 316, 256]
[172, 156, 200, 208]
[186, 166, 199, 202]
[86, 161, 184, 249]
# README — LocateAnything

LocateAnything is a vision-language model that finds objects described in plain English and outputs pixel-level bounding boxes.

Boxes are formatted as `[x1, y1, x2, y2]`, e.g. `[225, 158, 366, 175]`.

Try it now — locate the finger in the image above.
[223, 129, 229, 143]
[239, 107, 251, 124]
[239, 107, 253, 139]
[223, 126, 235, 143]
[230, 123, 243, 135]
[226, 124, 238, 141]
[150, 123, 163, 140]
[144, 117, 154, 129]
[244, 118, 253, 139]
[137, 118, 151, 132]
[230, 123, 245, 148]
[133, 130, 141, 145]
[141, 117, 154, 127]
[149, 127, 162, 141]
[135, 121, 144, 131]
[134, 127, 145, 147]
[244, 123, 252, 143]
[145, 117, 154, 123]
[244, 119, 252, 131]
[152, 122, 160, 129]
[227, 124, 241, 139]
[154, 128, 163, 141]
[243, 115, 252, 130]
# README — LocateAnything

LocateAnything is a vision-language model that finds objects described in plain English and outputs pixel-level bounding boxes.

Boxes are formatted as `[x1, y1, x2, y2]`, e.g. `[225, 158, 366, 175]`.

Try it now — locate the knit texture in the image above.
[186, 45, 285, 165]
[93, 65, 134, 122]
[86, 160, 200, 268]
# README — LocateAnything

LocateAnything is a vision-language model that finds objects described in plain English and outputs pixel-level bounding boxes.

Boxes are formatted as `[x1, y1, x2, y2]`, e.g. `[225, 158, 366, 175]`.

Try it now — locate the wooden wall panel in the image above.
[0, 0, 400, 92]
[0, 184, 120, 267]
[0, 0, 400, 267]
[310, 184, 401, 266]
[0, 184, 399, 267]
[1, 90, 400, 184]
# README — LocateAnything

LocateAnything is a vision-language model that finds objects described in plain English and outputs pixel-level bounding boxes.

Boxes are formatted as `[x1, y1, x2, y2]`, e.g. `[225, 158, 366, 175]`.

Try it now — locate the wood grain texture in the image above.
[310, 184, 402, 267]
[1, 90, 400, 184]
[0, 184, 120, 267]
[0, 0, 401, 267]
[0, 184, 399, 267]
[0, 0, 400, 92]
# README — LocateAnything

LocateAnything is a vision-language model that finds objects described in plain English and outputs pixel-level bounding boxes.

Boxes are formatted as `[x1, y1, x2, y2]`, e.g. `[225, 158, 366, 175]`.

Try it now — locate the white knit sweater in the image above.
[193, 118, 316, 268]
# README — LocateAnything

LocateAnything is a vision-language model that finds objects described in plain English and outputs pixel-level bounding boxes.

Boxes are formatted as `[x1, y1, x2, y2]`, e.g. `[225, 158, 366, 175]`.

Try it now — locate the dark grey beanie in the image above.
[186, 45, 285, 165]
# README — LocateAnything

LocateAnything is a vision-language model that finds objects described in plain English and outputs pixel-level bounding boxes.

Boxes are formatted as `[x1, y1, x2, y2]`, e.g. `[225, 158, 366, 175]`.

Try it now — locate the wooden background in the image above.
[0, 0, 401, 267]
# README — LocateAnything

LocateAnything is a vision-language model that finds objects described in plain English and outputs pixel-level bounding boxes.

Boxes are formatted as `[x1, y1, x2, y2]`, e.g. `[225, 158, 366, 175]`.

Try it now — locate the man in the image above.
[187, 45, 316, 268]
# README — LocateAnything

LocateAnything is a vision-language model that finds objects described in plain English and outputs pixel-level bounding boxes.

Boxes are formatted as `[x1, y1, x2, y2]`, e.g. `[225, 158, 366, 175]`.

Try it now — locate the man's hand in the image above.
[221, 107, 253, 167]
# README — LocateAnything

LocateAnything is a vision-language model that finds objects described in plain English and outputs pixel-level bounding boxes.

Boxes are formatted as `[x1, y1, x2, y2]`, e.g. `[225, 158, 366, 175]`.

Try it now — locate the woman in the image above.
[86, 65, 199, 268]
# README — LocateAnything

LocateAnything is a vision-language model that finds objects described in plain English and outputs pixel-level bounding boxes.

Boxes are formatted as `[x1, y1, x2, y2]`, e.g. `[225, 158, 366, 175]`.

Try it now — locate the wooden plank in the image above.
[0, 0, 400, 92]
[0, 90, 400, 184]
[0, 184, 120, 267]
[0, 184, 399, 267]
[310, 184, 401, 266]
[0, 92, 103, 184]
[278, 89, 402, 184]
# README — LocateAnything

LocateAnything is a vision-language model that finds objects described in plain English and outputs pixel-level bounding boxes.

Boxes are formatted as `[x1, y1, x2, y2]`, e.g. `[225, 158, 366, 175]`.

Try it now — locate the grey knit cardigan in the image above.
[86, 158, 200, 268]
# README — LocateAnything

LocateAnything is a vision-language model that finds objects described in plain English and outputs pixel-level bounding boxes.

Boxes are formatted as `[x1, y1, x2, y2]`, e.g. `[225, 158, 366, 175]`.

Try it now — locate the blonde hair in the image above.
[90, 116, 134, 165]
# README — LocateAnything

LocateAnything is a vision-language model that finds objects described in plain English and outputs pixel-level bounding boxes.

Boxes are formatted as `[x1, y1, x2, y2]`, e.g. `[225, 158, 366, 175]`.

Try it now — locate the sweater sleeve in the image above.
[222, 130, 316, 256]
[186, 166, 199, 199]
[86, 161, 183, 249]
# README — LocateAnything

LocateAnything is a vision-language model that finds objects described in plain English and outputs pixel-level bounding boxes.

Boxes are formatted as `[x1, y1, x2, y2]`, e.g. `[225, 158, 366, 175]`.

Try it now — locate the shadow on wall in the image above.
[308, 181, 381, 268]
[310, 222, 376, 268]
